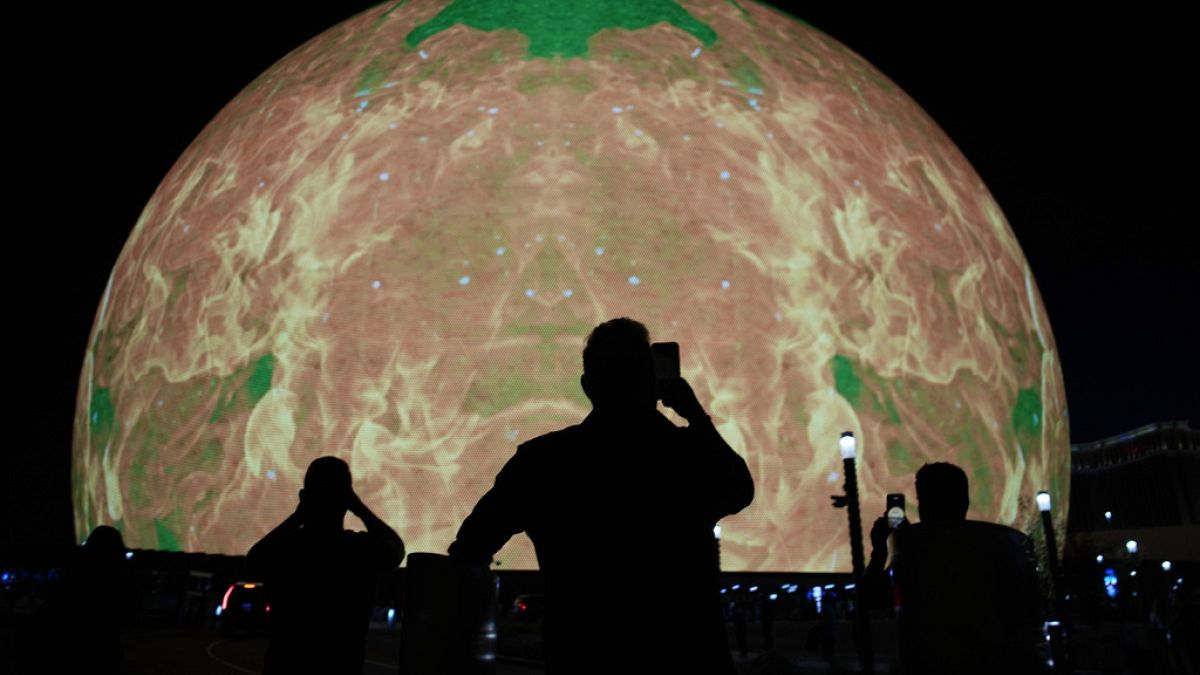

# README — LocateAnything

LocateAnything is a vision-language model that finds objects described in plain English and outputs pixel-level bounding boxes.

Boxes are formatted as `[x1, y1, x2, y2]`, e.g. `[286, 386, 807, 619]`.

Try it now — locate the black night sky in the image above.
[5, 2, 1196, 560]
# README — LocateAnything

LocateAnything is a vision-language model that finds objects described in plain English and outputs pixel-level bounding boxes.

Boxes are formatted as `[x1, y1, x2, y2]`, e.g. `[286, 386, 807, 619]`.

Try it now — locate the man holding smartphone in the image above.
[861, 463, 1042, 674]
[448, 317, 754, 673]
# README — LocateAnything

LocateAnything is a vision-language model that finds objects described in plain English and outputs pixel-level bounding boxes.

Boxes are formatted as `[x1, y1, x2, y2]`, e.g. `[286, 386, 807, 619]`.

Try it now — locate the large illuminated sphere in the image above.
[74, 0, 1069, 570]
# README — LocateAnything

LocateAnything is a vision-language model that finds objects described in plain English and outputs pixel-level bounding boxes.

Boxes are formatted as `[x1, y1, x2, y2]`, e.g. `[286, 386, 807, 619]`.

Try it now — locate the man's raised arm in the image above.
[349, 490, 406, 569]
[448, 448, 534, 563]
[662, 377, 755, 517]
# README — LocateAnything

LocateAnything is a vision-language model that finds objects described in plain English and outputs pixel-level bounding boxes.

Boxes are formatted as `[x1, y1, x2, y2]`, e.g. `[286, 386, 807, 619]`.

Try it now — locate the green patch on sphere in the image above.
[89, 387, 116, 443]
[209, 353, 276, 424]
[356, 56, 396, 95]
[154, 517, 181, 552]
[831, 355, 862, 407]
[245, 355, 275, 402]
[831, 355, 902, 425]
[407, 0, 718, 59]
[1010, 388, 1043, 457]
[727, 51, 765, 90]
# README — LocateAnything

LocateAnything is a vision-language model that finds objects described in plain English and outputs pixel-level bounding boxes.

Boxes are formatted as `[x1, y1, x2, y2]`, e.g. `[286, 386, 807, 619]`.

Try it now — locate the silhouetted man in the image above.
[449, 318, 754, 673]
[864, 462, 1042, 675]
[248, 456, 405, 675]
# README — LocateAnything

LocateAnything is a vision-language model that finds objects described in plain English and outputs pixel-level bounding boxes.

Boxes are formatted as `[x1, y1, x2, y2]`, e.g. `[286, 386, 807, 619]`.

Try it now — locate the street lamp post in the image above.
[1037, 492, 1063, 614]
[831, 431, 874, 675]
[1037, 491, 1068, 674]
[1125, 539, 1141, 615]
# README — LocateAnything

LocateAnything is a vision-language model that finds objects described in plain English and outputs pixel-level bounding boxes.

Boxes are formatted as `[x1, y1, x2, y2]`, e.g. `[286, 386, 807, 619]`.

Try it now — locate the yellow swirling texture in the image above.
[74, 0, 1068, 571]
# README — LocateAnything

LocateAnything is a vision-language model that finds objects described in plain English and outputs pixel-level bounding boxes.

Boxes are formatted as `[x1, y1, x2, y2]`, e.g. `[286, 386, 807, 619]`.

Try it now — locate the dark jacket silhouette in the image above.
[890, 520, 1042, 675]
[863, 463, 1043, 675]
[449, 318, 754, 673]
[247, 457, 404, 675]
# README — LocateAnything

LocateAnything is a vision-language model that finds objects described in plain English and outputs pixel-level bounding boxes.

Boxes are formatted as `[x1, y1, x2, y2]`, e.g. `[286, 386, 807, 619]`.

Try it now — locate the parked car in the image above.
[218, 581, 269, 636]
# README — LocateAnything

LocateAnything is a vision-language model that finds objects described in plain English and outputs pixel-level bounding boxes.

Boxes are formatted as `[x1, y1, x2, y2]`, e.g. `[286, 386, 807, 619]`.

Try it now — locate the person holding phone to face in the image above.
[448, 318, 754, 674]
[861, 463, 1043, 675]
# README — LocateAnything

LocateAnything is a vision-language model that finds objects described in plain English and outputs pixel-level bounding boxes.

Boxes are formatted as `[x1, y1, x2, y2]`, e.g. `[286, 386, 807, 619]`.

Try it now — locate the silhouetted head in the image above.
[300, 456, 353, 525]
[580, 318, 656, 414]
[915, 462, 969, 522]
[83, 525, 126, 562]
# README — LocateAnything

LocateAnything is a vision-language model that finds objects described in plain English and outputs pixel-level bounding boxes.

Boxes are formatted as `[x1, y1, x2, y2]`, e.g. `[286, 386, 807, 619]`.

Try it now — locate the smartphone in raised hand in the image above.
[651, 342, 680, 399]
[886, 493, 906, 529]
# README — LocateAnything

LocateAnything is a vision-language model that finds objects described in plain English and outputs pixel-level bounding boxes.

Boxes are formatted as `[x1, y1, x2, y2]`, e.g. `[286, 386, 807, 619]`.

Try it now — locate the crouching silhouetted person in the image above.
[248, 457, 405, 675]
[448, 318, 754, 673]
[864, 462, 1043, 675]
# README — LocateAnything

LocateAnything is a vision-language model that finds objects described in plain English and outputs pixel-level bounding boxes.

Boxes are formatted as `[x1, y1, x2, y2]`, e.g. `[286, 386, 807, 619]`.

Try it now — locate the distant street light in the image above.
[1036, 491, 1052, 512]
[839, 431, 857, 460]
[1126, 540, 1139, 556]
[1162, 561, 1172, 573]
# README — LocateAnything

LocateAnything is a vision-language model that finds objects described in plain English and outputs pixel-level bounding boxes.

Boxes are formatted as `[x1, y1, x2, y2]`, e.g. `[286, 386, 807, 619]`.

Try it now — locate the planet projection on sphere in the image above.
[74, 0, 1069, 571]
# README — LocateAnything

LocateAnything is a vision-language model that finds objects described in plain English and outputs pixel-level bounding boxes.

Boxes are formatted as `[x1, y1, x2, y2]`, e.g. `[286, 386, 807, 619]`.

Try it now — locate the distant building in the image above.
[1067, 420, 1199, 561]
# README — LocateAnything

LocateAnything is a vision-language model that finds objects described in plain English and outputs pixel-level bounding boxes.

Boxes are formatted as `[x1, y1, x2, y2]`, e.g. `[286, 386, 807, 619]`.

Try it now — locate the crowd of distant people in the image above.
[14, 317, 1191, 674]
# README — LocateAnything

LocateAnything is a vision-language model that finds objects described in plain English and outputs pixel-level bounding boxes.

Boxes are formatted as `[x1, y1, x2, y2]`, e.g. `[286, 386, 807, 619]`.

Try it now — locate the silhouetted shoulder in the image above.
[521, 424, 585, 449]
[513, 424, 586, 462]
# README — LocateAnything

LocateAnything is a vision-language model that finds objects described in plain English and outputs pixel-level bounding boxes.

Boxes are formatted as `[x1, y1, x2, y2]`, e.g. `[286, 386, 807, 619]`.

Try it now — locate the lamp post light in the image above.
[713, 524, 722, 572]
[839, 432, 857, 461]
[1123, 540, 1142, 614]
[830, 431, 874, 675]
[1037, 490, 1068, 673]
[1036, 491, 1052, 513]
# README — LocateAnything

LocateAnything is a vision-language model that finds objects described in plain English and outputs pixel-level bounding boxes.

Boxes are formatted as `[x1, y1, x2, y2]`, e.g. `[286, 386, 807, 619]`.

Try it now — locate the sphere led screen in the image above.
[74, 0, 1069, 571]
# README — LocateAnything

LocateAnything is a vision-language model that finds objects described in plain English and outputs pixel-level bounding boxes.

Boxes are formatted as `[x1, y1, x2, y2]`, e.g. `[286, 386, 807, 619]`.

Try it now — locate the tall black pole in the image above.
[1038, 492, 1068, 674]
[1039, 508, 1062, 615]
[844, 455, 867, 582]
[840, 432, 875, 675]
